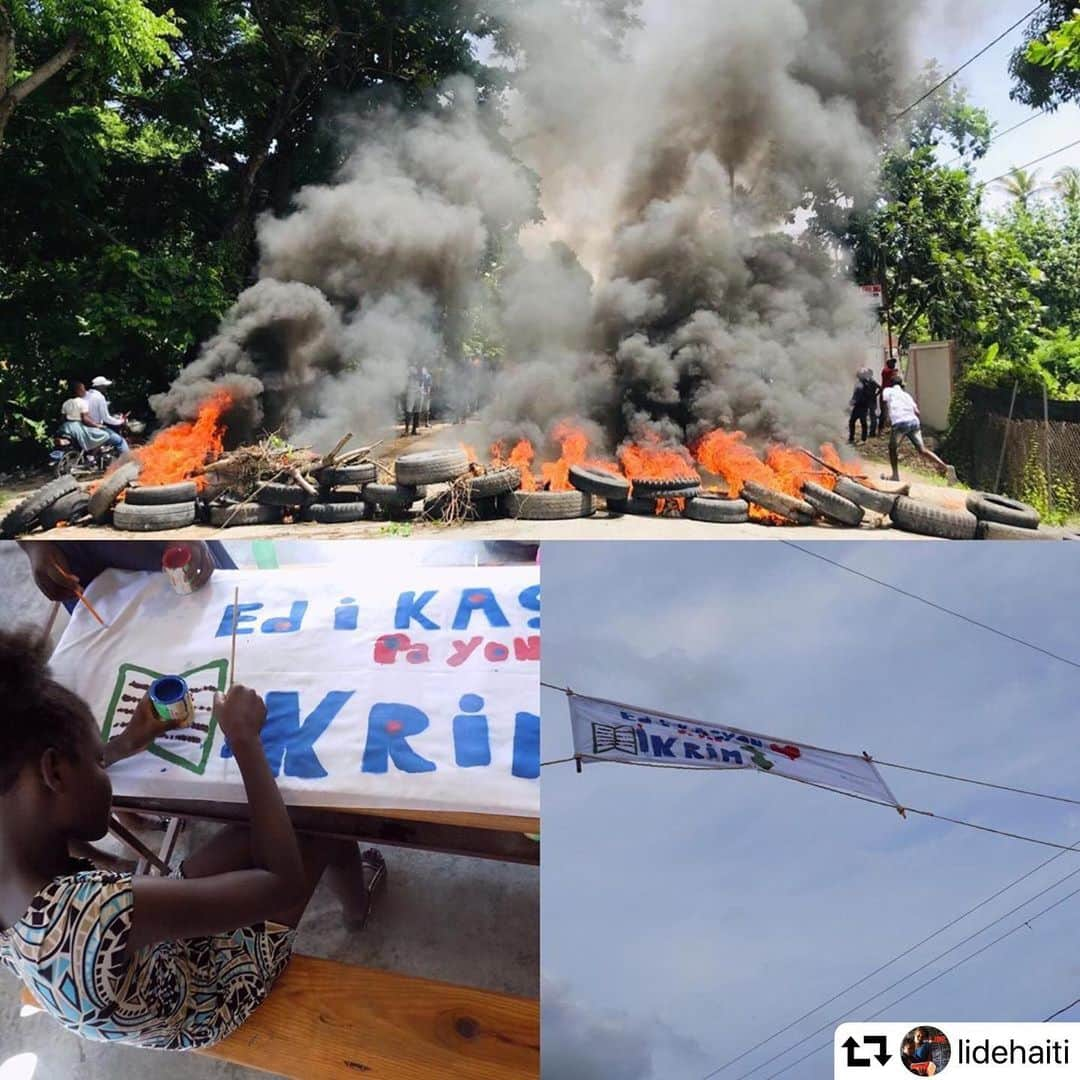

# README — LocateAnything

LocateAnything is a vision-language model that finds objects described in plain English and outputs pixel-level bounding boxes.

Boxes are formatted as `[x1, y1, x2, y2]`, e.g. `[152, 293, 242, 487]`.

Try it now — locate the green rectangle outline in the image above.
[102, 660, 228, 776]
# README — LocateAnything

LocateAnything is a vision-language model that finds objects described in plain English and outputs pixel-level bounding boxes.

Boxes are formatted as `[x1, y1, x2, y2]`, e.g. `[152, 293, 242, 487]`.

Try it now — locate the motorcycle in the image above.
[49, 419, 144, 479]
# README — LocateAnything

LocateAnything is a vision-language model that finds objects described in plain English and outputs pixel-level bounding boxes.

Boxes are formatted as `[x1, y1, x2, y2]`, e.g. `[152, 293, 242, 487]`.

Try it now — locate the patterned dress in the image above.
[0, 861, 294, 1049]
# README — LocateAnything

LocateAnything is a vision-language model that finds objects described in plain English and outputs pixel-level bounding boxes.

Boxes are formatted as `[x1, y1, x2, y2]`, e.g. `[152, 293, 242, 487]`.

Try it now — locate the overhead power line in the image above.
[1046, 997, 1080, 1022]
[730, 859, 1080, 1080]
[891, 1, 1050, 121]
[982, 136, 1080, 187]
[778, 541, 1080, 671]
[758, 883, 1080, 1080]
[943, 111, 1046, 167]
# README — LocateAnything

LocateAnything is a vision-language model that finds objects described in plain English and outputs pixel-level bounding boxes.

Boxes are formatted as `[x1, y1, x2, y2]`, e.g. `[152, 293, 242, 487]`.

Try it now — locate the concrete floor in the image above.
[0, 541, 539, 1080]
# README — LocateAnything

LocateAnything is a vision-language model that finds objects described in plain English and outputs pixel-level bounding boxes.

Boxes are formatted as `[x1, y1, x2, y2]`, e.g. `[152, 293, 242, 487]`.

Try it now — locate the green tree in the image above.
[1011, 0, 1080, 109]
[996, 166, 1044, 210]
[1054, 164, 1080, 203]
[0, 0, 180, 148]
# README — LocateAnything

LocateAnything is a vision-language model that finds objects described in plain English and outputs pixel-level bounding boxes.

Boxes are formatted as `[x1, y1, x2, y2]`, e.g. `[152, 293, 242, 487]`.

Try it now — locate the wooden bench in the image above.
[21, 954, 539, 1079]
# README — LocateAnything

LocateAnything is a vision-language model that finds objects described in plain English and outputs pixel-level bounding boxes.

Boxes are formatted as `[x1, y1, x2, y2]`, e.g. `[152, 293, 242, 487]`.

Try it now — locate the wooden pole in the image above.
[1043, 383, 1053, 516]
[229, 586, 239, 689]
[993, 381, 1019, 494]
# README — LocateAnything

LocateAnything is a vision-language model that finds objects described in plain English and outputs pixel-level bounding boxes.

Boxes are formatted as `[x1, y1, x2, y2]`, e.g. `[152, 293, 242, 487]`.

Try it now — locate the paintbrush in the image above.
[51, 555, 108, 627]
[39, 601, 61, 649]
[229, 585, 238, 688]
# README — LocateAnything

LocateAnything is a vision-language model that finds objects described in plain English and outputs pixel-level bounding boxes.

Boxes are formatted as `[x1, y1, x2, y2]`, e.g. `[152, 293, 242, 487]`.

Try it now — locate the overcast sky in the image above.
[541, 541, 1080, 1079]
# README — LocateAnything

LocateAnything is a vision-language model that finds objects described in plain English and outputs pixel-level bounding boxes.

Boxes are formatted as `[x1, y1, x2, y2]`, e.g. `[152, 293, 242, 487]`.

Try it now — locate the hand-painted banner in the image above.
[49, 566, 540, 817]
[568, 693, 897, 805]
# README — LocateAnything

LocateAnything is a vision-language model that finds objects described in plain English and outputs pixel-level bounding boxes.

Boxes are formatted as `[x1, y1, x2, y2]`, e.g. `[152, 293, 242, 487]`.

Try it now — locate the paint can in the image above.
[162, 545, 208, 594]
[149, 675, 195, 727]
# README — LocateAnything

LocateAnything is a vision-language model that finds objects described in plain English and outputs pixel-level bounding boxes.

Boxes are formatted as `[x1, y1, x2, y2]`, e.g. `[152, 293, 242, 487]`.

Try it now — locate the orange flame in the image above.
[490, 438, 539, 491]
[618, 432, 695, 482]
[491, 420, 619, 491]
[133, 391, 231, 489]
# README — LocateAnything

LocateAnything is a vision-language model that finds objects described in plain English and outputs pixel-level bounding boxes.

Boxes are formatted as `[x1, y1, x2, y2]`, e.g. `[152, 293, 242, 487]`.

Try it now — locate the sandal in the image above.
[357, 848, 387, 931]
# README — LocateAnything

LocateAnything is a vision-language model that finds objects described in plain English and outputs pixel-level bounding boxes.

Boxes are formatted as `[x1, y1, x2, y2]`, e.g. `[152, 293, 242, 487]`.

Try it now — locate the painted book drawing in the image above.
[591, 723, 638, 756]
[103, 660, 229, 775]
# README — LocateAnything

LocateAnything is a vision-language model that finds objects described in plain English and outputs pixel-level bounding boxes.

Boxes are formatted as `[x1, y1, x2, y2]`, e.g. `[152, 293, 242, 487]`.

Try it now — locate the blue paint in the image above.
[334, 597, 359, 631]
[451, 588, 509, 630]
[485, 642, 510, 662]
[518, 584, 541, 629]
[512, 711, 540, 779]
[453, 694, 490, 767]
[216, 602, 262, 637]
[720, 748, 743, 765]
[361, 703, 436, 774]
[395, 591, 439, 631]
[221, 690, 353, 778]
[261, 601, 308, 634]
[150, 676, 186, 704]
[650, 735, 678, 758]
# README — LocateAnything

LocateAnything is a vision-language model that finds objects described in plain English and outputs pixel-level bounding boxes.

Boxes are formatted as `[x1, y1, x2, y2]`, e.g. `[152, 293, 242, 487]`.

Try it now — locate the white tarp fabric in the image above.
[49, 566, 540, 817]
[568, 693, 897, 805]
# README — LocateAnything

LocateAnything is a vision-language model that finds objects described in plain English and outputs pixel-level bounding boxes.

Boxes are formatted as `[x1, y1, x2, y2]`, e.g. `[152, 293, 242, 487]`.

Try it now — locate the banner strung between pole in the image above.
[567, 692, 898, 806]
[49, 566, 540, 818]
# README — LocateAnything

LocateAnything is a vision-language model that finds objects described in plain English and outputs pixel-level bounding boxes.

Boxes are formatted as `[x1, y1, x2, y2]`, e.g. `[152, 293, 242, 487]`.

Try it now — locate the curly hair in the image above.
[0, 628, 91, 793]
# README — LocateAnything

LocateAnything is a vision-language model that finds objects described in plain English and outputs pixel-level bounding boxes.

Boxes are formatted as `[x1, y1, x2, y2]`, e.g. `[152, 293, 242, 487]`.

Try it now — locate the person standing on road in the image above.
[881, 375, 954, 483]
[879, 354, 900, 431]
[848, 368, 879, 443]
[403, 363, 422, 436]
[85, 376, 130, 453]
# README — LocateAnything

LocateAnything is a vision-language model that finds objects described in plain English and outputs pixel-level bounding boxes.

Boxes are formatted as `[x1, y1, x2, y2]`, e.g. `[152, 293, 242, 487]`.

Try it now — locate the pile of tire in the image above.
[112, 477, 203, 532]
[609, 473, 702, 517]
[965, 492, 1054, 541]
[302, 462, 380, 525]
[739, 480, 815, 525]
[1, 475, 91, 537]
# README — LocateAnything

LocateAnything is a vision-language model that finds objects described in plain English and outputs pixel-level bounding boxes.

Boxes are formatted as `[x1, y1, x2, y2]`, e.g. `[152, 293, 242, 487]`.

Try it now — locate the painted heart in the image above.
[769, 743, 801, 761]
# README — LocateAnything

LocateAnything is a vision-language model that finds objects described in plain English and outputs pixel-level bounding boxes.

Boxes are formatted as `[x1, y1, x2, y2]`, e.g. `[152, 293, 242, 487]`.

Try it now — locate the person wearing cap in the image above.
[881, 375, 954, 483]
[85, 376, 130, 453]
[879, 354, 900, 431]
[59, 380, 111, 452]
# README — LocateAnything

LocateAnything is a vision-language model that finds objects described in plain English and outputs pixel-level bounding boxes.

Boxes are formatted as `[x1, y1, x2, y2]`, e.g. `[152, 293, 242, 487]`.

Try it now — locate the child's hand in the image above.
[214, 685, 266, 747]
[124, 692, 181, 752]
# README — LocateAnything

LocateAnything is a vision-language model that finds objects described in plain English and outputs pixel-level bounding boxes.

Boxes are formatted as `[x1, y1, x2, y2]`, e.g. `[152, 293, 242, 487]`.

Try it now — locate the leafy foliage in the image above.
[1011, 0, 1080, 108]
[1026, 10, 1080, 73]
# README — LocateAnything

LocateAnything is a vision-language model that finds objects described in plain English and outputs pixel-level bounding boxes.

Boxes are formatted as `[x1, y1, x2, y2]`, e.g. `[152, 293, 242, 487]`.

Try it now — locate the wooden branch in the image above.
[320, 433, 353, 466]
[288, 467, 318, 496]
[9, 32, 82, 103]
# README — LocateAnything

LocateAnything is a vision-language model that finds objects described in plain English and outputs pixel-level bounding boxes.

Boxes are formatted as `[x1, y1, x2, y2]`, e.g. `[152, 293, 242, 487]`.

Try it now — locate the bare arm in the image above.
[126, 686, 305, 949]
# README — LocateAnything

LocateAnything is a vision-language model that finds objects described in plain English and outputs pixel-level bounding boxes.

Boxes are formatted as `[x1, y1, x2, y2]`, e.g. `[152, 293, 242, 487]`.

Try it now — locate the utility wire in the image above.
[759, 884, 1080, 1080]
[778, 542, 1080, 671]
[699, 834, 1080, 1078]
[943, 111, 1046, 167]
[891, 1, 1050, 121]
[731, 865, 1080, 1080]
[982, 136, 1080, 187]
[1046, 997, 1080, 1022]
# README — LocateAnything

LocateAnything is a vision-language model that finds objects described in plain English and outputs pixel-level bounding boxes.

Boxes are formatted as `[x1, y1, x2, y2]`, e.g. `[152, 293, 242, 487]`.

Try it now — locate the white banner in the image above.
[49, 566, 540, 818]
[568, 693, 896, 805]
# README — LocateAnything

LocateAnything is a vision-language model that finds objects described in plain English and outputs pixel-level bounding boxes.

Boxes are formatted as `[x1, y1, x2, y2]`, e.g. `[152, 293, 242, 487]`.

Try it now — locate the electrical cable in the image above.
[758, 884, 1080, 1080]
[1045, 997, 1080, 1022]
[778, 542, 1080, 671]
[942, 111, 1045, 167]
[982, 137, 1080, 187]
[891, 1, 1050, 121]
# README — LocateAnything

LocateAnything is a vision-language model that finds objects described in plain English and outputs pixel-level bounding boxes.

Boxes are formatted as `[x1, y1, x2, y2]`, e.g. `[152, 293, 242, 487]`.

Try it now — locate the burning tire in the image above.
[890, 497, 977, 540]
[466, 467, 521, 500]
[684, 494, 750, 524]
[568, 465, 630, 501]
[801, 482, 865, 528]
[39, 490, 91, 531]
[395, 449, 470, 486]
[607, 496, 673, 516]
[501, 490, 594, 520]
[965, 492, 1040, 530]
[363, 483, 425, 509]
[631, 475, 701, 497]
[88, 462, 141, 523]
[126, 481, 199, 506]
[113, 500, 197, 532]
[834, 476, 904, 517]
[255, 482, 316, 508]
[308, 501, 371, 524]
[208, 503, 283, 527]
[1, 475, 81, 537]
[740, 480, 814, 525]
[321, 463, 377, 487]
[976, 521, 1057, 541]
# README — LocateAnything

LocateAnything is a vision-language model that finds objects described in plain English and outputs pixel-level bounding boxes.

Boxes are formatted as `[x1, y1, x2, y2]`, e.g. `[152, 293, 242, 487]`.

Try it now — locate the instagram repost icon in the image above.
[900, 1026, 951, 1076]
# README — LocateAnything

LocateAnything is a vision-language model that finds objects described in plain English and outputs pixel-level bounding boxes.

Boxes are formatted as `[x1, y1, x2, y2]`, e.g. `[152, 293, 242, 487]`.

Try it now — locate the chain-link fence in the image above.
[943, 386, 1080, 520]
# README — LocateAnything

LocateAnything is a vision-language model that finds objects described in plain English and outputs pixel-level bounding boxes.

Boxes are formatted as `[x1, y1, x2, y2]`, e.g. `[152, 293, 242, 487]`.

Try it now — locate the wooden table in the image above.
[113, 795, 540, 865]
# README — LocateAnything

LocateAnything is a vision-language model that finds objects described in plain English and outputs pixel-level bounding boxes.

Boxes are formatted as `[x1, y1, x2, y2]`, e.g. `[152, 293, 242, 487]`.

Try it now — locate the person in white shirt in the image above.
[881, 376, 952, 483]
[58, 381, 111, 452]
[85, 375, 129, 452]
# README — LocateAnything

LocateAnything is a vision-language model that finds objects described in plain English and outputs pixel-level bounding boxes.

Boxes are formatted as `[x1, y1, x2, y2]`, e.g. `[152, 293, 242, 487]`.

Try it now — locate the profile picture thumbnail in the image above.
[901, 1026, 951, 1075]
